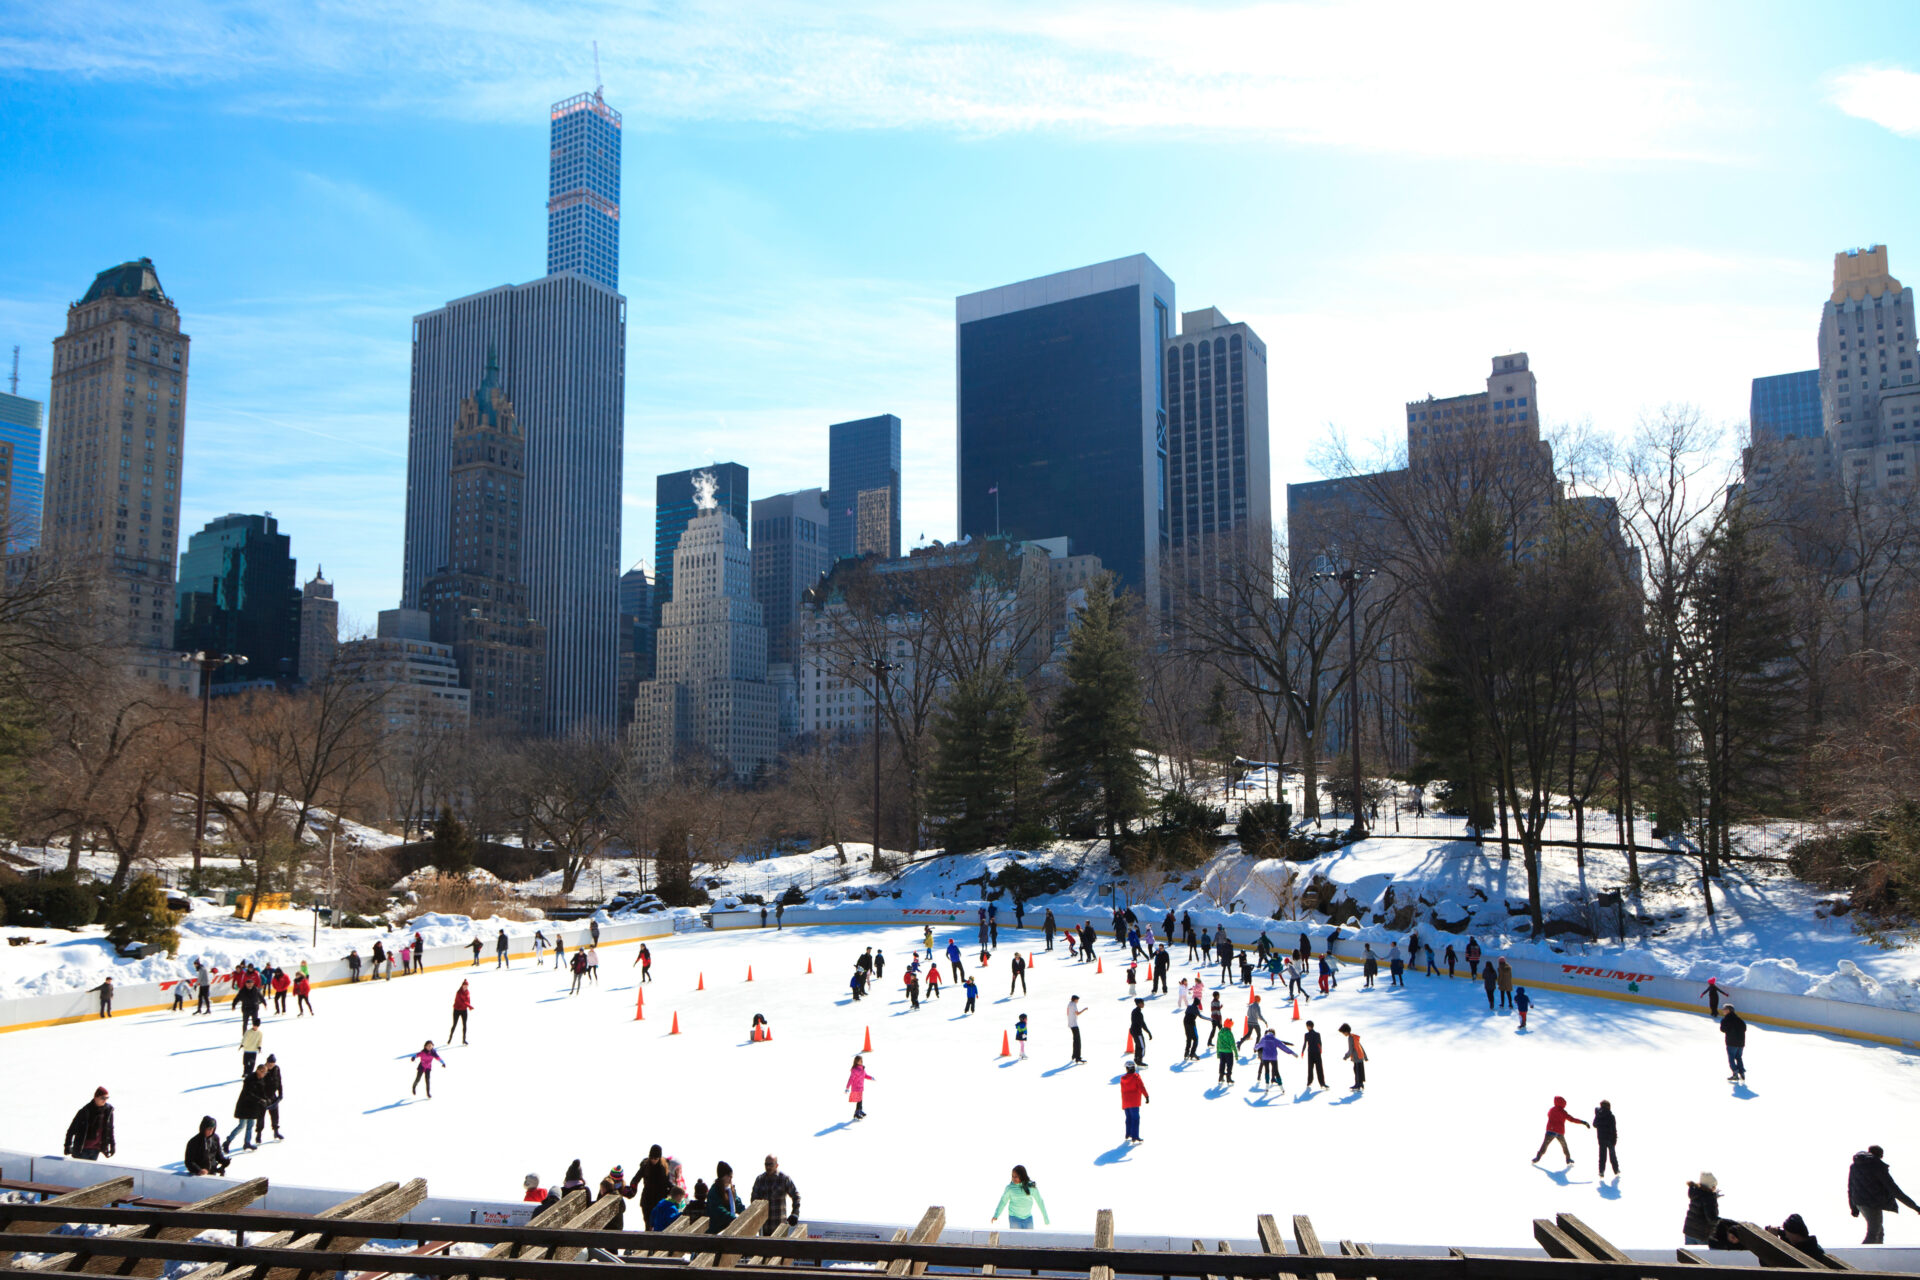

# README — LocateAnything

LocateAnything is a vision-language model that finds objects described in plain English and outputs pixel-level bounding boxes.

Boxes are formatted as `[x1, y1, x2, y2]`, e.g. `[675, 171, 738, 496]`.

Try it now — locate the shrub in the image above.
[1236, 799, 1293, 857]
[1788, 806, 1920, 926]
[429, 808, 476, 876]
[104, 874, 181, 955]
[1156, 791, 1226, 836]
[39, 876, 98, 930]
[778, 883, 807, 907]
[993, 861, 1074, 910]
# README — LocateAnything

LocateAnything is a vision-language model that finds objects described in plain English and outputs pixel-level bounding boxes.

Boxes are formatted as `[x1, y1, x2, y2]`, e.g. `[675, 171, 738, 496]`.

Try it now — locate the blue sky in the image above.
[4, 0, 1920, 629]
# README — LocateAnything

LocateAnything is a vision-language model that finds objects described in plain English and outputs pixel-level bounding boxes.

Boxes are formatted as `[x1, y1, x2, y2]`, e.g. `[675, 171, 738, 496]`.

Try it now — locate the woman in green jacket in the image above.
[992, 1165, 1050, 1230]
[1215, 1020, 1238, 1084]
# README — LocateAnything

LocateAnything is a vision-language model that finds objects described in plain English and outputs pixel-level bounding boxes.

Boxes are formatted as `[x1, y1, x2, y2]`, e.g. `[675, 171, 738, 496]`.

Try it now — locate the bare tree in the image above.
[511, 739, 623, 894]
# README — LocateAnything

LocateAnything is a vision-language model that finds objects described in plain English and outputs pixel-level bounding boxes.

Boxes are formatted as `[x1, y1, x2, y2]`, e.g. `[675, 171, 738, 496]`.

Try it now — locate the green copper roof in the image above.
[80, 258, 168, 305]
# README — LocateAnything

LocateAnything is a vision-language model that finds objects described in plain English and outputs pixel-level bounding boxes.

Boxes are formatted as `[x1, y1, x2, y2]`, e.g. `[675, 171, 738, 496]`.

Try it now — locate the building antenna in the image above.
[8, 346, 17, 396]
[593, 40, 603, 99]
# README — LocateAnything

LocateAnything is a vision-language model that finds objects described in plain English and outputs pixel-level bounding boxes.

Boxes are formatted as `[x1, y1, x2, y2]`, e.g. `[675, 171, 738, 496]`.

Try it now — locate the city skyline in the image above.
[4, 4, 1920, 626]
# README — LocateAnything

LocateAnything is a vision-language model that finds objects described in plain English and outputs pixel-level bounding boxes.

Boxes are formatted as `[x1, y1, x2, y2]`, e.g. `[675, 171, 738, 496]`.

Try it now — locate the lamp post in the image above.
[182, 651, 248, 884]
[860, 654, 900, 867]
[1311, 567, 1375, 841]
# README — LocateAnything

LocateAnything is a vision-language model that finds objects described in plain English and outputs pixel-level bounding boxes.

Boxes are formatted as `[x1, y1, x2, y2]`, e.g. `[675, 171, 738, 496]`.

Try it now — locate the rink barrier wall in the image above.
[5, 1152, 1920, 1266]
[6, 901, 1918, 1050]
[0, 917, 679, 1036]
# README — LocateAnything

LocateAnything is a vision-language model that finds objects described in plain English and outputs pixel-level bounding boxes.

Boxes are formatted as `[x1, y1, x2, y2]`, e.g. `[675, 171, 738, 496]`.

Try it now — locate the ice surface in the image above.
[4, 924, 1918, 1249]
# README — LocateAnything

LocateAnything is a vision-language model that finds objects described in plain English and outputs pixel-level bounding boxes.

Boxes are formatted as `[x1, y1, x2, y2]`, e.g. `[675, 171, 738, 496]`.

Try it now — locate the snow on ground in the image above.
[5, 924, 1918, 1249]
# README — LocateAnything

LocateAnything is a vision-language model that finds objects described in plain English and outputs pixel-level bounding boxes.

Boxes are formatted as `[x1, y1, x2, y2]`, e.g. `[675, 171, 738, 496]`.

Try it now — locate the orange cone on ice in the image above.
[806, 958, 813, 974]
[697, 972, 704, 991]
[1292, 996, 1301, 1021]
[634, 987, 645, 1021]
[669, 1011, 680, 1035]
[747, 965, 753, 982]
[863, 1026, 873, 1053]
[1096, 957, 1104, 975]
[999, 1031, 1011, 1057]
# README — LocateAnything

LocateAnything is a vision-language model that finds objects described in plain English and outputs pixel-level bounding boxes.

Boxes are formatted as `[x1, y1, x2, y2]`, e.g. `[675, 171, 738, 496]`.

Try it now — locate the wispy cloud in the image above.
[1, 0, 1712, 160]
[1828, 64, 1920, 138]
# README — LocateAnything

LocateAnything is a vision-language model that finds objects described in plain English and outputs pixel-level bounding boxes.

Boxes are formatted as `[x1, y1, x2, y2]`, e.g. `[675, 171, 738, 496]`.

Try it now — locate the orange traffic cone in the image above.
[806, 958, 813, 974]
[1029, 953, 1035, 967]
[669, 1011, 681, 1035]
[635, 987, 645, 1021]
[1096, 957, 1104, 975]
[999, 1030, 1011, 1057]
[863, 1026, 873, 1053]
[697, 972, 705, 991]
[1292, 996, 1301, 1021]
[765, 1024, 773, 1041]
[747, 965, 753, 982]
[1125, 1032, 1134, 1054]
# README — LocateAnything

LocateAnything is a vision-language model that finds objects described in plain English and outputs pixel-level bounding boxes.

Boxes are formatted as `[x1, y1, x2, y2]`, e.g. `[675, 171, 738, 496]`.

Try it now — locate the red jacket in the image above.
[1119, 1072, 1150, 1108]
[1545, 1096, 1585, 1135]
[272, 973, 291, 993]
[293, 976, 310, 996]
[453, 986, 473, 1012]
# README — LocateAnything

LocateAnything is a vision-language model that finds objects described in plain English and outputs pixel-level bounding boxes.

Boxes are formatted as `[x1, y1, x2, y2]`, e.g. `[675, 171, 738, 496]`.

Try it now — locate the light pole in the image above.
[183, 651, 248, 884]
[861, 654, 900, 867]
[1311, 567, 1375, 841]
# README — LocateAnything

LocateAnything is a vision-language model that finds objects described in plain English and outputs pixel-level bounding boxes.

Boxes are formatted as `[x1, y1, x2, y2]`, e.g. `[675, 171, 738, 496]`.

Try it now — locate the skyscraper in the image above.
[654, 462, 748, 628]
[547, 90, 622, 291]
[826, 414, 901, 561]
[424, 357, 548, 735]
[44, 258, 190, 660]
[403, 90, 626, 737]
[1819, 246, 1920, 492]
[751, 488, 829, 667]
[957, 255, 1175, 606]
[631, 482, 778, 778]
[1163, 307, 1272, 576]
[299, 568, 338, 685]
[0, 380, 44, 553]
[1750, 370, 1823, 443]
[173, 513, 301, 683]
[616, 561, 654, 728]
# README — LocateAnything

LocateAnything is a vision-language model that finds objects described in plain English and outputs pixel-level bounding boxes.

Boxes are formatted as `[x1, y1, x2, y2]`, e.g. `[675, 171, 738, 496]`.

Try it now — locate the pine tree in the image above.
[104, 874, 180, 955]
[429, 806, 475, 876]
[1045, 575, 1150, 843]
[928, 671, 1041, 853]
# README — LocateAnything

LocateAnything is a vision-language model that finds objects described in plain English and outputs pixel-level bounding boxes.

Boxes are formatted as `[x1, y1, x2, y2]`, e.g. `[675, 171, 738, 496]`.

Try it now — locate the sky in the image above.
[3, 0, 1920, 629]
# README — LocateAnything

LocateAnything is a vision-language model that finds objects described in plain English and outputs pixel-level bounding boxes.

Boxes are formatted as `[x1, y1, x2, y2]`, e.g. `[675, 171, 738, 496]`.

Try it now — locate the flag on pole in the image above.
[988, 486, 998, 494]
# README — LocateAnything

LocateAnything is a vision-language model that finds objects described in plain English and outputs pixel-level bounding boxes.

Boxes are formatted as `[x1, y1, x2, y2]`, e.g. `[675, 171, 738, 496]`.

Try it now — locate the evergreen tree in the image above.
[1679, 507, 1801, 898]
[1045, 575, 1150, 843]
[104, 874, 180, 955]
[429, 806, 475, 876]
[928, 671, 1041, 853]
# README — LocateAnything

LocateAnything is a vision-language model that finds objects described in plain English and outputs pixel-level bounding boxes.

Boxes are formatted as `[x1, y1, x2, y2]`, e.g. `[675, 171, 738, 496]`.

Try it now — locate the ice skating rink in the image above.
[5, 923, 1918, 1248]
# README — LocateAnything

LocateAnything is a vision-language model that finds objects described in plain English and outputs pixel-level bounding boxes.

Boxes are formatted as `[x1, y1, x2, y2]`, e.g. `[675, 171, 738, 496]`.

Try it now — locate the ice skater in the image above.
[991, 1165, 1050, 1230]
[411, 1041, 447, 1097]
[1515, 986, 1531, 1028]
[1702, 977, 1723, 1016]
[1214, 1019, 1236, 1082]
[449, 980, 473, 1044]
[1182, 997, 1202, 1061]
[1594, 1100, 1619, 1176]
[1339, 1022, 1366, 1091]
[963, 976, 978, 1013]
[947, 938, 966, 983]
[1128, 999, 1151, 1065]
[846, 1054, 873, 1119]
[1532, 1096, 1587, 1164]
[1066, 995, 1085, 1062]
[1482, 962, 1498, 1011]
[1303, 1020, 1328, 1088]
[1720, 1005, 1748, 1081]
[470, 937, 483, 967]
[533, 930, 549, 964]
[1497, 958, 1514, 1009]
[1009, 952, 1027, 997]
[294, 972, 314, 1016]
[1015, 1012, 1029, 1058]
[496, 930, 510, 967]
[1119, 1061, 1149, 1143]
[637, 943, 653, 980]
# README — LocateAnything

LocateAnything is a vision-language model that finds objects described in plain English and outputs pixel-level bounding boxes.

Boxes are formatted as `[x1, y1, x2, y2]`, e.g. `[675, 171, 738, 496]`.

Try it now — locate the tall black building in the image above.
[654, 463, 748, 628]
[173, 513, 301, 681]
[826, 414, 901, 561]
[956, 255, 1174, 605]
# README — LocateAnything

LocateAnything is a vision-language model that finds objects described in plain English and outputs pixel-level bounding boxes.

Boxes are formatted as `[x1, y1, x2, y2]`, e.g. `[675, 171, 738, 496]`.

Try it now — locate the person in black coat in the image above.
[1720, 1007, 1748, 1081]
[64, 1087, 116, 1160]
[1151, 945, 1171, 995]
[225, 1064, 274, 1152]
[1482, 963, 1498, 1010]
[1043, 909, 1057, 950]
[1594, 1100, 1620, 1175]
[1181, 999, 1201, 1060]
[1302, 1021, 1327, 1088]
[1683, 1173, 1725, 1247]
[1128, 999, 1152, 1065]
[1849, 1145, 1920, 1244]
[185, 1116, 230, 1176]
[262, 1055, 286, 1139]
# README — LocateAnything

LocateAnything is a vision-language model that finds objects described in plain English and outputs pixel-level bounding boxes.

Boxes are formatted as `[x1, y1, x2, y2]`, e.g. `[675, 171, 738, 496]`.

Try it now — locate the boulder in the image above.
[1385, 902, 1418, 932]
[1428, 899, 1470, 933]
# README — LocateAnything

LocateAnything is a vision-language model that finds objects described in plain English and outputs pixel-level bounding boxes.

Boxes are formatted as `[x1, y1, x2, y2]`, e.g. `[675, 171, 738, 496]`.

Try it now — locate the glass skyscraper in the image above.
[174, 513, 301, 682]
[957, 255, 1174, 604]
[547, 90, 622, 290]
[0, 389, 44, 552]
[655, 463, 748, 628]
[1749, 369, 1823, 444]
[826, 414, 901, 561]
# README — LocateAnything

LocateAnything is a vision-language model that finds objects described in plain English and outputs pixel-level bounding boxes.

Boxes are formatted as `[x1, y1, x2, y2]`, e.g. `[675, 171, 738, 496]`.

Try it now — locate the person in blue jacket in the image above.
[1515, 987, 1532, 1029]
[650, 1182, 688, 1231]
[946, 938, 966, 983]
[963, 976, 978, 1014]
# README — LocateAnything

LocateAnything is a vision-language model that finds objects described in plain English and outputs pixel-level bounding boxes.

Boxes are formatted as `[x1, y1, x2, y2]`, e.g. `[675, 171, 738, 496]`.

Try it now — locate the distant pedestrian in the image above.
[93, 977, 114, 1018]
[1424, 944, 1437, 977]
[1444, 944, 1457, 979]
[197, 961, 214, 1011]
[470, 937, 483, 966]
[1482, 963, 1498, 1011]
[496, 930, 510, 967]
[1496, 958, 1514, 1009]
[1465, 937, 1482, 978]
[1119, 1061, 1150, 1143]
[1362, 946, 1378, 989]
[1303, 1020, 1327, 1088]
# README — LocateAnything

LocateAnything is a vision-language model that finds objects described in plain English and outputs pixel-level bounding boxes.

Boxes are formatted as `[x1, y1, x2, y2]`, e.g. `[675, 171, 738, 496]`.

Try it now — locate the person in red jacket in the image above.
[1531, 1095, 1588, 1164]
[271, 969, 291, 1015]
[449, 980, 473, 1045]
[293, 973, 314, 1017]
[1119, 1061, 1150, 1144]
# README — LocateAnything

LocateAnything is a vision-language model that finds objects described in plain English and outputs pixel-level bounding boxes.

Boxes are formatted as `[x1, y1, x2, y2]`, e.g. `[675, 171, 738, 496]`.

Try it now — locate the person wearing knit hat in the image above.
[1685, 1172, 1723, 1246]
[597, 1165, 632, 1230]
